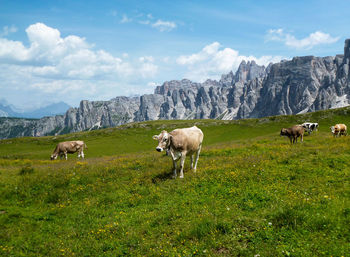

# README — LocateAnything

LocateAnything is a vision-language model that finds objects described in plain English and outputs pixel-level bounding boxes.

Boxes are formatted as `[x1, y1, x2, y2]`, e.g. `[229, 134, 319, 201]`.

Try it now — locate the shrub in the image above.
[19, 165, 34, 175]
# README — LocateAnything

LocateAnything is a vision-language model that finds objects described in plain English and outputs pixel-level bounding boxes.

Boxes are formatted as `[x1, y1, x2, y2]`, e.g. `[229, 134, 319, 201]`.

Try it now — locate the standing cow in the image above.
[330, 124, 347, 137]
[153, 126, 204, 178]
[280, 125, 305, 144]
[301, 122, 319, 134]
[50, 140, 87, 160]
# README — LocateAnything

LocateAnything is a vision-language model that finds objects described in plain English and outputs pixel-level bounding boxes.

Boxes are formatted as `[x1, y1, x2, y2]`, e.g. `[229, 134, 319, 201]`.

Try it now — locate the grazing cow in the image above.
[280, 125, 305, 144]
[330, 124, 347, 137]
[153, 126, 204, 178]
[50, 141, 87, 160]
[301, 122, 319, 134]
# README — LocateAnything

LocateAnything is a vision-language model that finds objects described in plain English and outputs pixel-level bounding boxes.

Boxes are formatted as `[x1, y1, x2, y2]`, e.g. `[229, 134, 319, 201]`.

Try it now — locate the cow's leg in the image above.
[78, 150, 81, 159]
[81, 150, 84, 159]
[194, 144, 202, 172]
[169, 150, 177, 178]
[179, 153, 186, 179]
[301, 134, 303, 142]
[172, 159, 177, 178]
[64, 151, 68, 160]
[190, 155, 194, 169]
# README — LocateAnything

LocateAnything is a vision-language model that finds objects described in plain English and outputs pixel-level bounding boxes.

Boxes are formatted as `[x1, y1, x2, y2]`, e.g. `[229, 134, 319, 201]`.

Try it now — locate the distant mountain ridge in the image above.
[0, 39, 349, 139]
[0, 102, 70, 119]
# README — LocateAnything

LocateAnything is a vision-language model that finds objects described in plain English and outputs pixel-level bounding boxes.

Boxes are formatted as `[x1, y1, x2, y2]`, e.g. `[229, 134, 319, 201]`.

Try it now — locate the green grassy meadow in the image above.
[1, 107, 350, 256]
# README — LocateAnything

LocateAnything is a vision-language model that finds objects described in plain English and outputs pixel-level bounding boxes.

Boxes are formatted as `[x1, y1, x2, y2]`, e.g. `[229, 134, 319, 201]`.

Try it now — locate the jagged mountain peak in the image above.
[220, 71, 235, 86]
[235, 60, 266, 83]
[344, 38, 350, 60]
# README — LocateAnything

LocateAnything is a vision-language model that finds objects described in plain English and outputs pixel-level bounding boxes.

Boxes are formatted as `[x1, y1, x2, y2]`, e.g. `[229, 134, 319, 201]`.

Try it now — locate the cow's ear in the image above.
[152, 135, 159, 140]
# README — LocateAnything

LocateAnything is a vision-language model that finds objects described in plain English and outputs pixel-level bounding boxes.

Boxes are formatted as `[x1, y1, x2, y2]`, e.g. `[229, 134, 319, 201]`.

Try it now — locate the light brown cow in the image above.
[50, 141, 87, 160]
[153, 126, 204, 178]
[330, 124, 347, 137]
[280, 125, 305, 144]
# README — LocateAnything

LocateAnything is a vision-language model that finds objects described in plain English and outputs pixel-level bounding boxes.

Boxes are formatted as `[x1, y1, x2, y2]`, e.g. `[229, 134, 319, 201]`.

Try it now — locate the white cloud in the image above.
[138, 56, 158, 78]
[177, 42, 221, 65]
[266, 29, 339, 49]
[162, 56, 170, 63]
[176, 42, 283, 82]
[0, 23, 159, 107]
[119, 13, 177, 33]
[120, 14, 132, 23]
[0, 25, 18, 37]
[139, 20, 150, 25]
[0, 38, 31, 62]
[139, 56, 154, 62]
[0, 22, 157, 79]
[151, 20, 177, 32]
[147, 82, 158, 87]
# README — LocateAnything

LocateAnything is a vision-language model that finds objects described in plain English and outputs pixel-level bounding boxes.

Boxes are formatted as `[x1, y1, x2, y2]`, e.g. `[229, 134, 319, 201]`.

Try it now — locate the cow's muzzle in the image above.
[156, 147, 163, 152]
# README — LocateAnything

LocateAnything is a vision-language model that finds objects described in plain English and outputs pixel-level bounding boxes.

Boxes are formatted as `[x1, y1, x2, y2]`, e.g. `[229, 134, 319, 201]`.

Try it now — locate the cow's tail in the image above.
[84, 143, 88, 149]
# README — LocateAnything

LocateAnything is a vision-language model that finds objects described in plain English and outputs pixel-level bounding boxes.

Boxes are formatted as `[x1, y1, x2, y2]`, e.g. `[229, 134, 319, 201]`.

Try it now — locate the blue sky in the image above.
[0, 0, 349, 110]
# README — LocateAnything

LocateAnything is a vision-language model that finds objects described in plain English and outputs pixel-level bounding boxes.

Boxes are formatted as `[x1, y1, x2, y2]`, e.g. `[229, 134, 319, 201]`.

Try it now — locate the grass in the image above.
[0, 107, 350, 256]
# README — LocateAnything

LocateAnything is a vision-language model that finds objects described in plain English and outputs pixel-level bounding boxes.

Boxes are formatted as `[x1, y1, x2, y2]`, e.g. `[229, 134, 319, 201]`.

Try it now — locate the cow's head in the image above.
[280, 128, 288, 136]
[50, 154, 58, 160]
[330, 126, 335, 134]
[153, 130, 171, 152]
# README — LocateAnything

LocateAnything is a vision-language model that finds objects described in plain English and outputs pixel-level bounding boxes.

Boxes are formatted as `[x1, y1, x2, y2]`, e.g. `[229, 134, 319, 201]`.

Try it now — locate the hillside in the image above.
[1, 39, 350, 140]
[0, 108, 349, 256]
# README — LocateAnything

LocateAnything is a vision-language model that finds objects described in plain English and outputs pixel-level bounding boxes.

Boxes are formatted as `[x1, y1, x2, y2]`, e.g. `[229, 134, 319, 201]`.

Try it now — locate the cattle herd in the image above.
[280, 122, 347, 144]
[50, 122, 347, 178]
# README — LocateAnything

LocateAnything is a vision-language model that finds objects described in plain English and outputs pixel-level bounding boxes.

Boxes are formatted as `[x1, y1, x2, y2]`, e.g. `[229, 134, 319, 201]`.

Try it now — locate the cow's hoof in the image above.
[179, 175, 184, 179]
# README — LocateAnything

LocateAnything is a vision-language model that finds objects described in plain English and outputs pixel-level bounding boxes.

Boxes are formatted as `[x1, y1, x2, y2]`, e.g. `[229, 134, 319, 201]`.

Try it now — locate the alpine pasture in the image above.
[0, 107, 350, 256]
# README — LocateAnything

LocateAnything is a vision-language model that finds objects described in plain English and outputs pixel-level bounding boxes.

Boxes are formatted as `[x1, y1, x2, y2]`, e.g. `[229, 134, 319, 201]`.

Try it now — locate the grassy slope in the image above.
[0, 108, 350, 256]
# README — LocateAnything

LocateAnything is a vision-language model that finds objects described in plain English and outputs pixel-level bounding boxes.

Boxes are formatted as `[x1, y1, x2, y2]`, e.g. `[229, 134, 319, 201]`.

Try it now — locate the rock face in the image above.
[1, 39, 350, 139]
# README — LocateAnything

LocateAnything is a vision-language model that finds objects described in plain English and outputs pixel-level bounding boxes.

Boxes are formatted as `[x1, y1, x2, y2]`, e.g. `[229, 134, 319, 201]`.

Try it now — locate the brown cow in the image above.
[50, 141, 87, 160]
[280, 125, 305, 144]
[153, 126, 204, 178]
[330, 124, 347, 137]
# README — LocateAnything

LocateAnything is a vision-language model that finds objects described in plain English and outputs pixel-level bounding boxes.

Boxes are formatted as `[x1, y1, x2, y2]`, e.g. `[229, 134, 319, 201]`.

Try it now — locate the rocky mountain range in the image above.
[0, 39, 349, 139]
